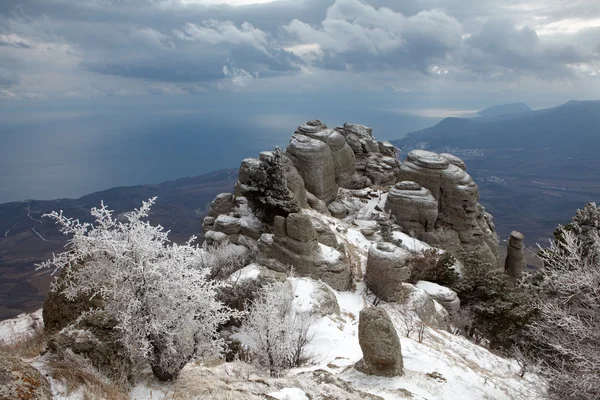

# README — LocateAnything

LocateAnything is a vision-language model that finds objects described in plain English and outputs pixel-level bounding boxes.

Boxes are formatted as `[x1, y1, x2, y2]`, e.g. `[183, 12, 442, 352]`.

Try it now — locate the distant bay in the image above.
[0, 94, 439, 203]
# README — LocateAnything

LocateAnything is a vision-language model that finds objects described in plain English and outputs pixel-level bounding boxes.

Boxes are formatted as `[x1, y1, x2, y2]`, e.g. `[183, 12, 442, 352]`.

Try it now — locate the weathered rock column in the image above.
[355, 307, 404, 377]
[504, 231, 526, 285]
[365, 242, 411, 302]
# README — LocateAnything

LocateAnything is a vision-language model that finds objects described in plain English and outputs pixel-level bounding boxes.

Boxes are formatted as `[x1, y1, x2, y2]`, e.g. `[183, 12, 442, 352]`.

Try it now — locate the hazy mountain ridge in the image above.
[393, 100, 600, 244]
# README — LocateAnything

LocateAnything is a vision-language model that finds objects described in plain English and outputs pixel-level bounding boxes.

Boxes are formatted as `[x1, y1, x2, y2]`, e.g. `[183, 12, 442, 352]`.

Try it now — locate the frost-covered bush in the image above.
[234, 280, 315, 376]
[38, 198, 239, 381]
[531, 224, 600, 400]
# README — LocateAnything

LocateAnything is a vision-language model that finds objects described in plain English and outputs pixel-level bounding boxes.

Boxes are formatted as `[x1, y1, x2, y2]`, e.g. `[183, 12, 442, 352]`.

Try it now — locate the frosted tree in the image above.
[531, 223, 600, 400]
[234, 279, 315, 376]
[37, 197, 240, 381]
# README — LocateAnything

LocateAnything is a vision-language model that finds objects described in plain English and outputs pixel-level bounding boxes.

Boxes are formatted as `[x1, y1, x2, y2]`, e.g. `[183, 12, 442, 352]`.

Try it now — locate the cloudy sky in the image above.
[1, 0, 599, 111]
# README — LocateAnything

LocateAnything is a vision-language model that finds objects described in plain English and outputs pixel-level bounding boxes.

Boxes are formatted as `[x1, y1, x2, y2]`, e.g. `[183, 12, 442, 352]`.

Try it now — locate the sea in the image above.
[0, 94, 438, 204]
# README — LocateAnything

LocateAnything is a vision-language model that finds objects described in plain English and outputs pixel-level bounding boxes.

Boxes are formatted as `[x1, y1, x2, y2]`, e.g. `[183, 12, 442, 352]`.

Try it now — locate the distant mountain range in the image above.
[393, 100, 600, 244]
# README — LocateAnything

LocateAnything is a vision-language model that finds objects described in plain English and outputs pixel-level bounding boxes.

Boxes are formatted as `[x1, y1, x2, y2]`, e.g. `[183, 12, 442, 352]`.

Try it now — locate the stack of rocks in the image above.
[365, 242, 411, 302]
[258, 213, 351, 290]
[335, 122, 400, 186]
[504, 231, 526, 285]
[389, 150, 499, 265]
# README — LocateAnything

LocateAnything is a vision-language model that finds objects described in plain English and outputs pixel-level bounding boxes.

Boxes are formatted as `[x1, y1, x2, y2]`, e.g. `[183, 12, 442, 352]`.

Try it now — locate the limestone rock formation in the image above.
[400, 284, 450, 330]
[504, 231, 526, 285]
[202, 119, 500, 293]
[257, 212, 351, 290]
[395, 149, 499, 265]
[336, 122, 400, 186]
[365, 242, 411, 302]
[355, 307, 404, 377]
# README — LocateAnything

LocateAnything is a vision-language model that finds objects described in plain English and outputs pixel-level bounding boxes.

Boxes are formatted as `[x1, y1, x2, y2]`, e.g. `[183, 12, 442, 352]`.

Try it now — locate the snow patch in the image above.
[0, 309, 43, 345]
[268, 387, 309, 400]
[228, 263, 262, 283]
[319, 243, 342, 263]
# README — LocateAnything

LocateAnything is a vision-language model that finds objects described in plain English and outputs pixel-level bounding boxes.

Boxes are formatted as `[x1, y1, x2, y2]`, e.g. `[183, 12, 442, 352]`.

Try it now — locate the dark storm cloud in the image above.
[0, 0, 599, 98]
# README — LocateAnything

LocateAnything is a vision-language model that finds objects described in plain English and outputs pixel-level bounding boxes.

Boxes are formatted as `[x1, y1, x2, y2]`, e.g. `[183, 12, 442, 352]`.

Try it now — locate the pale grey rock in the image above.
[204, 230, 228, 245]
[396, 150, 499, 265]
[240, 215, 264, 240]
[353, 219, 379, 237]
[440, 153, 467, 171]
[400, 283, 450, 330]
[202, 216, 215, 233]
[311, 217, 341, 249]
[286, 213, 317, 242]
[386, 181, 438, 233]
[365, 155, 399, 186]
[214, 215, 241, 235]
[355, 307, 403, 377]
[505, 231, 526, 285]
[328, 200, 348, 219]
[416, 281, 460, 315]
[365, 242, 411, 302]
[379, 141, 398, 157]
[209, 193, 235, 217]
[286, 134, 339, 204]
[306, 191, 332, 215]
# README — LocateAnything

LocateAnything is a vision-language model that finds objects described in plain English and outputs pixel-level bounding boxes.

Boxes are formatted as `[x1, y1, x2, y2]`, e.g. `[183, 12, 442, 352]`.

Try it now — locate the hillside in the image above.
[393, 100, 600, 243]
[0, 169, 236, 320]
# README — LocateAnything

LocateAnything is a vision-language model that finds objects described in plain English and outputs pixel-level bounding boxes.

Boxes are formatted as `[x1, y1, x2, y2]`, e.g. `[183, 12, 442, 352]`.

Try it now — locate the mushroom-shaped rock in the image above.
[365, 242, 411, 302]
[440, 153, 467, 171]
[505, 231, 526, 285]
[355, 307, 404, 377]
[385, 181, 438, 233]
[286, 134, 339, 204]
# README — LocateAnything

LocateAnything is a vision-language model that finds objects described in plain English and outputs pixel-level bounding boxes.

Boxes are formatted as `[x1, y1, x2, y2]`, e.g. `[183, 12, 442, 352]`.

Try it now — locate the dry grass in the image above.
[0, 324, 46, 359]
[46, 350, 129, 400]
[345, 242, 364, 283]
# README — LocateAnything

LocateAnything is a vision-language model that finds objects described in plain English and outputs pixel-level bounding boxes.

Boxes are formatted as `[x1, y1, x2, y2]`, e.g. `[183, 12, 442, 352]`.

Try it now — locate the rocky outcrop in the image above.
[416, 281, 460, 316]
[355, 307, 403, 377]
[0, 351, 52, 400]
[258, 213, 351, 290]
[286, 134, 339, 204]
[394, 150, 499, 265]
[365, 242, 411, 302]
[504, 231, 526, 285]
[336, 123, 400, 186]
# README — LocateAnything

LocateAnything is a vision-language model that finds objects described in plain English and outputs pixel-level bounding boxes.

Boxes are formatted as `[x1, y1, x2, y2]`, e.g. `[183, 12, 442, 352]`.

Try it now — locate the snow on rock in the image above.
[228, 263, 262, 283]
[268, 387, 309, 400]
[416, 281, 454, 300]
[0, 309, 43, 345]
[393, 231, 432, 253]
[319, 243, 343, 263]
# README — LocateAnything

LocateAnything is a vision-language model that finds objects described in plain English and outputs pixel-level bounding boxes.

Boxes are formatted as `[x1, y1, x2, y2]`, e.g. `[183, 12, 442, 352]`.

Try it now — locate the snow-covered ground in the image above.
[1, 199, 544, 399]
[0, 308, 43, 345]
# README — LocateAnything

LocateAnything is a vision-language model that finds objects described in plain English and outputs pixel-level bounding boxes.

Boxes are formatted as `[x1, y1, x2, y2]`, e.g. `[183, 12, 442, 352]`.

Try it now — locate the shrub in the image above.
[529, 222, 600, 400]
[37, 198, 240, 381]
[408, 249, 459, 287]
[451, 251, 535, 350]
[234, 279, 315, 376]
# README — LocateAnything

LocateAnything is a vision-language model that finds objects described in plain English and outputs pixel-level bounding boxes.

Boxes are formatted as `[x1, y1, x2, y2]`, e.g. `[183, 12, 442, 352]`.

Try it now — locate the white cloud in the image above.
[173, 20, 269, 54]
[222, 62, 255, 88]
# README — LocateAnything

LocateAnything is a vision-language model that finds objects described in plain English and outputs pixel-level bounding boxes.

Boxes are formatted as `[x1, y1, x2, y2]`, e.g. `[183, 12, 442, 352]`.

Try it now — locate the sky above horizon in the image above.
[1, 0, 599, 115]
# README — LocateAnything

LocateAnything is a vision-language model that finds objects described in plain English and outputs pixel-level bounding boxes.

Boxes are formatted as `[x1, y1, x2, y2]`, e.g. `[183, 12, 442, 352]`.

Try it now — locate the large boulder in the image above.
[0, 351, 52, 400]
[396, 150, 499, 265]
[385, 181, 438, 233]
[355, 307, 403, 377]
[286, 134, 339, 204]
[416, 281, 460, 316]
[365, 242, 411, 302]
